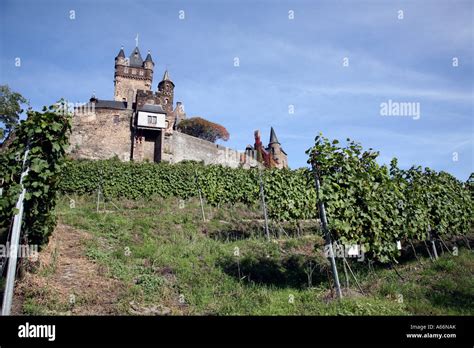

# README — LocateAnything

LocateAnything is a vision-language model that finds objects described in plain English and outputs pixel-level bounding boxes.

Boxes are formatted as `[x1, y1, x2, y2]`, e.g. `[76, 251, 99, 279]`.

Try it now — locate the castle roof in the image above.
[138, 104, 165, 114]
[159, 70, 175, 87]
[116, 47, 125, 59]
[162, 70, 172, 82]
[269, 127, 280, 145]
[87, 99, 128, 110]
[144, 50, 153, 63]
[129, 47, 144, 67]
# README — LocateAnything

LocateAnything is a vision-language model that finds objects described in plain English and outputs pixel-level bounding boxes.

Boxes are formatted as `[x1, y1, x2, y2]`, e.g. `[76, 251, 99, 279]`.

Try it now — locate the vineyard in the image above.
[57, 137, 473, 263]
[58, 159, 318, 222]
[14, 195, 474, 315]
[1, 105, 473, 315]
[307, 135, 472, 262]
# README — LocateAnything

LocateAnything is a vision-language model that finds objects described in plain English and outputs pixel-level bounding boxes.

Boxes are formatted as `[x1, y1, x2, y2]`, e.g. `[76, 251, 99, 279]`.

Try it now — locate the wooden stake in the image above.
[343, 258, 365, 295]
[423, 240, 434, 261]
[439, 237, 451, 254]
[313, 168, 342, 299]
[195, 171, 206, 222]
[258, 168, 270, 240]
[409, 240, 420, 262]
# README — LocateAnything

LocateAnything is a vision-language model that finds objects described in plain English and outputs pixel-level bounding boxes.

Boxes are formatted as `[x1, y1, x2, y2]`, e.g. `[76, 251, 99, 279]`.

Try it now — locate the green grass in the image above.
[25, 194, 473, 315]
[379, 253, 473, 315]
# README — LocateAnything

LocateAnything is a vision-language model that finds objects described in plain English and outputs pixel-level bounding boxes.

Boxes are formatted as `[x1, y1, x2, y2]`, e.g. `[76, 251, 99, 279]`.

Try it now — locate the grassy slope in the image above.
[20, 195, 473, 315]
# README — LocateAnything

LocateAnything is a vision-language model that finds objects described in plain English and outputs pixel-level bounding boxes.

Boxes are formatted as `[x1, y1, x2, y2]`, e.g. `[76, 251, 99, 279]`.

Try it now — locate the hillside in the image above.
[13, 195, 474, 316]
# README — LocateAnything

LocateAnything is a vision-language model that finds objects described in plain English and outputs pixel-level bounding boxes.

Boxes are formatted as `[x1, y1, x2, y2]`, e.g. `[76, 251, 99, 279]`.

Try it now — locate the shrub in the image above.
[177, 117, 230, 143]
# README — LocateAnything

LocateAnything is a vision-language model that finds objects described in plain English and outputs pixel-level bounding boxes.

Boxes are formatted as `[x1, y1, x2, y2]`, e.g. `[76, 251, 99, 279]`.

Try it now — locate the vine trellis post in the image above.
[2, 148, 29, 316]
[312, 164, 342, 299]
[428, 228, 439, 260]
[194, 170, 206, 222]
[258, 167, 270, 241]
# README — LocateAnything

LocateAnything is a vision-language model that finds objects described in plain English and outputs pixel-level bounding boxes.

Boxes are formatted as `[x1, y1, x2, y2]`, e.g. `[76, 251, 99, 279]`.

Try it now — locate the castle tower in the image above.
[114, 46, 154, 102]
[144, 50, 154, 70]
[157, 70, 175, 113]
[267, 127, 288, 169]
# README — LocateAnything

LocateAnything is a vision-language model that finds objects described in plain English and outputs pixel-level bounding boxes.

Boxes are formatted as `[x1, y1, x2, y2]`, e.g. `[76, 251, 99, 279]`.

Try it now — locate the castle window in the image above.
[148, 115, 157, 125]
[132, 69, 136, 75]
[139, 70, 144, 76]
[113, 115, 120, 125]
[124, 67, 129, 73]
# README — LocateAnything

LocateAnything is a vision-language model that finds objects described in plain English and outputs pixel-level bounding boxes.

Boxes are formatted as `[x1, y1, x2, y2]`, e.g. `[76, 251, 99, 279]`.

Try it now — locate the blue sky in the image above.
[1, 0, 472, 179]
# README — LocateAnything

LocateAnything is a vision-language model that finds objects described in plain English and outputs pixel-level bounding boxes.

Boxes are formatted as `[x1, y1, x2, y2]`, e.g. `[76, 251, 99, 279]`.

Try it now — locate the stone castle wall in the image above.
[162, 131, 260, 169]
[69, 110, 259, 168]
[114, 75, 151, 102]
[69, 109, 133, 161]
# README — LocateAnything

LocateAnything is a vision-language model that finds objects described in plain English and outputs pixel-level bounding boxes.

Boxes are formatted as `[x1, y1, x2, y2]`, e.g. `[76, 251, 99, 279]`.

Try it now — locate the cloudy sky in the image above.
[0, 0, 472, 179]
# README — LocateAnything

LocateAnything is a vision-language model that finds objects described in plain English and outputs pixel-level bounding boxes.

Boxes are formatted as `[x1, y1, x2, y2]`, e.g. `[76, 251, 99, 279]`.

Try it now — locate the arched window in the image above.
[113, 115, 120, 125]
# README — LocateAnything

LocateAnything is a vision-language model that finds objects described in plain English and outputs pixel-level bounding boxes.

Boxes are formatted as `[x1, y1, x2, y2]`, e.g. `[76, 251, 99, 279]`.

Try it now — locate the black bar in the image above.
[0, 316, 471, 346]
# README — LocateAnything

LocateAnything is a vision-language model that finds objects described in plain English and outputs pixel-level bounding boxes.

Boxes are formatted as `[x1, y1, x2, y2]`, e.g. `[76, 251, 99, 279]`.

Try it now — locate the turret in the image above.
[115, 46, 126, 66]
[267, 127, 288, 169]
[158, 70, 175, 111]
[144, 50, 154, 70]
[267, 127, 281, 156]
[268, 127, 280, 146]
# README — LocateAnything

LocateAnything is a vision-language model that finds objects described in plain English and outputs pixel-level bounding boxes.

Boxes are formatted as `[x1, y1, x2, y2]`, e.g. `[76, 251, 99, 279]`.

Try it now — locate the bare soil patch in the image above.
[13, 224, 125, 315]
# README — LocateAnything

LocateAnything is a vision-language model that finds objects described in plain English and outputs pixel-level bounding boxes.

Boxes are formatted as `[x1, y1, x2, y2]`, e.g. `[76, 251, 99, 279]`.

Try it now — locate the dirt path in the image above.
[13, 224, 125, 315]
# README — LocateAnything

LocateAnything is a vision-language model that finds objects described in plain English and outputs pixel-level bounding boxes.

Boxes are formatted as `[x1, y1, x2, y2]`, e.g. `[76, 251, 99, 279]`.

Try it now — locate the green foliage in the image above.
[307, 134, 472, 262]
[392, 165, 472, 241]
[58, 131, 471, 263]
[0, 102, 71, 246]
[58, 160, 318, 222]
[177, 117, 230, 143]
[0, 85, 28, 141]
[468, 173, 474, 201]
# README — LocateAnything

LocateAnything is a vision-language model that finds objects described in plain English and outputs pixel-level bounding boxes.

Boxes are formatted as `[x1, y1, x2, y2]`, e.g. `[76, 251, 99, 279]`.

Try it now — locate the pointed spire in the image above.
[159, 69, 175, 90]
[269, 127, 280, 145]
[162, 69, 171, 81]
[144, 50, 153, 63]
[129, 46, 143, 67]
[116, 46, 125, 59]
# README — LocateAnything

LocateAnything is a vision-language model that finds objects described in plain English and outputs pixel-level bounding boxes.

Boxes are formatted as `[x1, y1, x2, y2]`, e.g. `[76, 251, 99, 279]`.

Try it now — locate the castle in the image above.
[69, 44, 288, 169]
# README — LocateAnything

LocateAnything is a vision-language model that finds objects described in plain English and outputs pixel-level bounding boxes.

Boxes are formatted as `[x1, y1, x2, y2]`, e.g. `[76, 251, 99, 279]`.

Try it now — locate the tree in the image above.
[0, 85, 28, 142]
[177, 117, 230, 143]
